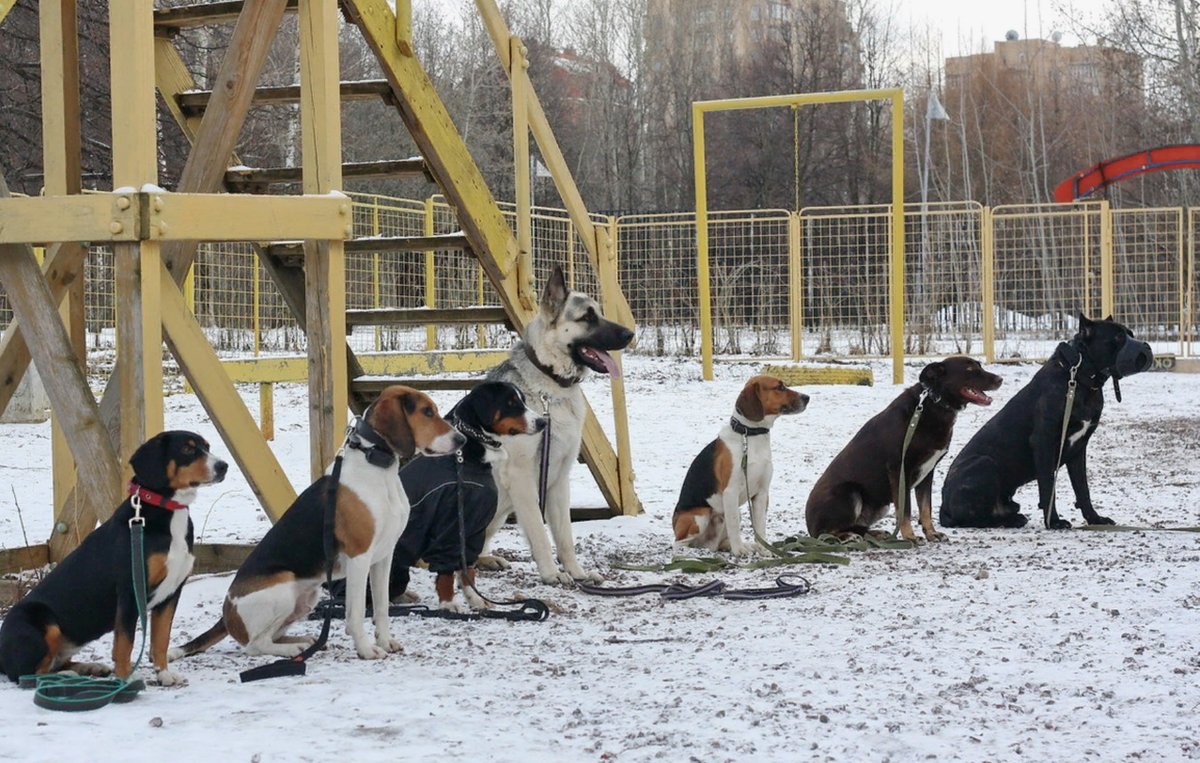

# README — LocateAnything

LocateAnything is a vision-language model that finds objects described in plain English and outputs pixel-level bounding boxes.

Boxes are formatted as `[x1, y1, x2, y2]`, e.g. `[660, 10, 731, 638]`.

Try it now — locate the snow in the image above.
[141, 183, 166, 194]
[2, 355, 1199, 762]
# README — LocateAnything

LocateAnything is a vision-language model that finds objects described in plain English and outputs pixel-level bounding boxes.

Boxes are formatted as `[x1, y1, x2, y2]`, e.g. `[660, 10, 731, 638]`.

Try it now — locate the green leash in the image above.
[895, 389, 928, 535]
[20, 503, 150, 711]
[1045, 355, 1082, 528]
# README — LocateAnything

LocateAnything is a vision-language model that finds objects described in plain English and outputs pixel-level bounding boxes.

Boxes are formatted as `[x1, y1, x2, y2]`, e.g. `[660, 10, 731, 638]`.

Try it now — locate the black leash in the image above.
[577, 574, 811, 601]
[538, 393, 552, 518]
[240, 445, 346, 683]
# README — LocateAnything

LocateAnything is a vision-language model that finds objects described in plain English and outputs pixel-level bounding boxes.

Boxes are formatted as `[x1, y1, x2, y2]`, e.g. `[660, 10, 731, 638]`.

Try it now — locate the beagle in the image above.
[672, 375, 808, 555]
[169, 386, 464, 662]
[0, 431, 227, 686]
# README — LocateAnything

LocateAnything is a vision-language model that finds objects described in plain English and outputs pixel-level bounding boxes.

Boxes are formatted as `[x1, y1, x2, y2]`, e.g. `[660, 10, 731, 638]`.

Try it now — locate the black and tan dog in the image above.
[941, 314, 1152, 529]
[0, 431, 227, 685]
[170, 386, 463, 662]
[806, 357, 1002, 542]
[388, 381, 545, 612]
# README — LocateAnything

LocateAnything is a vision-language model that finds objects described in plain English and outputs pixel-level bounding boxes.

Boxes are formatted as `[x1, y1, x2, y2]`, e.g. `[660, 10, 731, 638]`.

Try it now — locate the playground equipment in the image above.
[0, 0, 640, 574]
[1055, 145, 1200, 203]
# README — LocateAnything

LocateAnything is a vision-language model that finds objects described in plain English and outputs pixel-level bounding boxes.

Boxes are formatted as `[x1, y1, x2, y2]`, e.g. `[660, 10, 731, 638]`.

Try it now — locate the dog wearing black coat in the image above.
[0, 431, 227, 685]
[388, 381, 545, 612]
[806, 357, 1003, 543]
[940, 314, 1153, 529]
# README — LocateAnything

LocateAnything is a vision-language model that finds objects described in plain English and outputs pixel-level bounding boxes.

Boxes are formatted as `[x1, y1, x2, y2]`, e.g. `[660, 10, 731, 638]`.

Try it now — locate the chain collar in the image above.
[523, 343, 582, 388]
[445, 412, 502, 450]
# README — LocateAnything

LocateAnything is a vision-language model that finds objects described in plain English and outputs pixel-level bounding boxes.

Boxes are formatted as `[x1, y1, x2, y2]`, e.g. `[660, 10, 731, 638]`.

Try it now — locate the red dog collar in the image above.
[128, 481, 189, 511]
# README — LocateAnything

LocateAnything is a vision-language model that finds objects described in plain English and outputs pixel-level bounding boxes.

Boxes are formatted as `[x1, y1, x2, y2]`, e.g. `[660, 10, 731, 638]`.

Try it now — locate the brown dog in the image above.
[673, 375, 808, 555]
[805, 357, 1002, 542]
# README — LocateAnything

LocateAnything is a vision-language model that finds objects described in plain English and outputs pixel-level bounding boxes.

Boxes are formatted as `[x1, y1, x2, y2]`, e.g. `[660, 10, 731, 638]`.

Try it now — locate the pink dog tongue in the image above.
[585, 347, 621, 378]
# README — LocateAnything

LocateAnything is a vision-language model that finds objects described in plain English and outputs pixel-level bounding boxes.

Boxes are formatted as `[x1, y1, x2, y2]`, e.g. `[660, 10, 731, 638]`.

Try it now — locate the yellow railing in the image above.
[0, 194, 1195, 374]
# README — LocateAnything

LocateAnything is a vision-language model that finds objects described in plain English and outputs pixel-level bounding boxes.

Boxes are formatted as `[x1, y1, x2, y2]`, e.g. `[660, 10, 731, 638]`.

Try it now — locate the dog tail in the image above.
[167, 618, 227, 660]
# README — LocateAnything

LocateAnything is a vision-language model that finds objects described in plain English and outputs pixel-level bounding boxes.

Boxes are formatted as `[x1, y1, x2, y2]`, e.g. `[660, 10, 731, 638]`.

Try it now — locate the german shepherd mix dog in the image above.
[940, 315, 1152, 529]
[0, 431, 227, 685]
[482, 266, 634, 584]
[806, 357, 1003, 543]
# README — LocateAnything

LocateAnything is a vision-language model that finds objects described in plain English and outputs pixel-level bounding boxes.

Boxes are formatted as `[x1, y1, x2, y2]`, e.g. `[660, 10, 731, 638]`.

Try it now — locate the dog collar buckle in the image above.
[729, 417, 769, 437]
[128, 480, 189, 512]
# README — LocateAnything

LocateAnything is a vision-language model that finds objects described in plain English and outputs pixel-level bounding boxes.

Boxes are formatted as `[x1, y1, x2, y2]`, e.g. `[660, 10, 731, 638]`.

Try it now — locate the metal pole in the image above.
[694, 103, 713, 380]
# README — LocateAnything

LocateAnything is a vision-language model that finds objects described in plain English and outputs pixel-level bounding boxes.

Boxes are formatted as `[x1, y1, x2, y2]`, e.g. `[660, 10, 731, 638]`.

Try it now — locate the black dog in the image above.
[940, 314, 1152, 529]
[806, 357, 1003, 543]
[0, 431, 226, 685]
[388, 381, 545, 611]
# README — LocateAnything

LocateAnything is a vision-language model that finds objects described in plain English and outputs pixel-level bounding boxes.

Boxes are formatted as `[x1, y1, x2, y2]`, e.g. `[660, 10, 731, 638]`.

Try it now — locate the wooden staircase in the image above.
[152, 0, 640, 517]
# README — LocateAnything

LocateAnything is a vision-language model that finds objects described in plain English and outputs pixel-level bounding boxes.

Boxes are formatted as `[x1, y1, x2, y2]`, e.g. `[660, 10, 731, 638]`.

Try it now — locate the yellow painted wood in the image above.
[159, 264, 295, 521]
[889, 93, 905, 385]
[0, 175, 123, 560]
[0, 0, 19, 28]
[154, 37, 204, 144]
[1100, 200, 1114, 318]
[343, 0, 528, 326]
[109, 0, 157, 189]
[693, 102, 713, 381]
[597, 223, 639, 515]
[260, 382, 274, 441]
[41, 0, 86, 539]
[147, 192, 351, 241]
[981, 207, 995, 363]
[395, 0, 412, 56]
[221, 349, 508, 384]
[788, 212, 802, 360]
[760, 364, 874, 387]
[424, 197, 437, 349]
[300, 0, 347, 480]
[0, 194, 140, 243]
[0, 544, 50, 576]
[511, 36, 535, 309]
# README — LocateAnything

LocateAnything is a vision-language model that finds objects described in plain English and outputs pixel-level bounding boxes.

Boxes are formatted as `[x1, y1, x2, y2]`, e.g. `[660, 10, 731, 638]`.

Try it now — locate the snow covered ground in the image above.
[1, 354, 1199, 762]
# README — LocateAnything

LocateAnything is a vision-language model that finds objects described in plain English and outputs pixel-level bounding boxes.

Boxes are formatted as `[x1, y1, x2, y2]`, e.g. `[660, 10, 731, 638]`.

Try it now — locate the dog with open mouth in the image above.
[806, 357, 1003, 542]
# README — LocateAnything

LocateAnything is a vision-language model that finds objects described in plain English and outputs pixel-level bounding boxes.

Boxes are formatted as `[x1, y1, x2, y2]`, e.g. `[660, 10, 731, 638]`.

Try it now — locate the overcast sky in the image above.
[909, 0, 1087, 56]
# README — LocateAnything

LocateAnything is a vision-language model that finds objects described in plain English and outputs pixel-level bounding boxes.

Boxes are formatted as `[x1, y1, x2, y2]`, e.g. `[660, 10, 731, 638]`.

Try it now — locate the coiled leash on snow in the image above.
[20, 496, 151, 711]
[577, 573, 811, 601]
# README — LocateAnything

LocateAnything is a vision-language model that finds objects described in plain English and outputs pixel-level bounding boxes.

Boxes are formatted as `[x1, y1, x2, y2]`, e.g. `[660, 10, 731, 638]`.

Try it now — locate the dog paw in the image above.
[439, 600, 469, 614]
[155, 669, 186, 687]
[1047, 517, 1073, 530]
[391, 589, 420, 604]
[540, 569, 575, 586]
[923, 530, 949, 542]
[476, 555, 511, 571]
[375, 637, 403, 654]
[356, 642, 389, 660]
[570, 568, 604, 583]
[1084, 514, 1115, 526]
[69, 662, 112, 677]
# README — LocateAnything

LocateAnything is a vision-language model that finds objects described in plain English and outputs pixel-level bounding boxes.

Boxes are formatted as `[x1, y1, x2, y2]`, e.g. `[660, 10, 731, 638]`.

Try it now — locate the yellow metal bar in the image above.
[183, 266, 195, 394]
[981, 206, 995, 363]
[694, 102, 713, 381]
[424, 196, 436, 350]
[221, 349, 509, 384]
[511, 35, 535, 308]
[598, 221, 638, 515]
[1178, 208, 1186, 357]
[566, 219, 576, 289]
[695, 88, 904, 112]
[788, 212, 802, 360]
[476, 263, 486, 347]
[252, 256, 261, 357]
[889, 93, 905, 384]
[1188, 210, 1195, 356]
[260, 382, 274, 441]
[1100, 200, 1113, 318]
[373, 198, 381, 352]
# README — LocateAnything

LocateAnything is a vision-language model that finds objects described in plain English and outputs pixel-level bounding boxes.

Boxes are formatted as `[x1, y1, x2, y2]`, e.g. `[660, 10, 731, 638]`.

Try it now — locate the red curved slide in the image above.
[1054, 145, 1200, 202]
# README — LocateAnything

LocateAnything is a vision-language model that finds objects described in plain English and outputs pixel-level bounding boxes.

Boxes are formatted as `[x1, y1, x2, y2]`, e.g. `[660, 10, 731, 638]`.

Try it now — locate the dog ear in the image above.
[540, 265, 568, 318]
[1103, 314, 1114, 322]
[919, 361, 947, 389]
[369, 392, 417, 458]
[129, 431, 171, 488]
[1079, 313, 1096, 338]
[735, 380, 765, 422]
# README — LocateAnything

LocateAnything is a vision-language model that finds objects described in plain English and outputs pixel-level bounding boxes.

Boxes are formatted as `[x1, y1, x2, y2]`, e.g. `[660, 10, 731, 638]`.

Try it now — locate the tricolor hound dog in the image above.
[672, 375, 808, 555]
[169, 386, 463, 661]
[0, 431, 227, 685]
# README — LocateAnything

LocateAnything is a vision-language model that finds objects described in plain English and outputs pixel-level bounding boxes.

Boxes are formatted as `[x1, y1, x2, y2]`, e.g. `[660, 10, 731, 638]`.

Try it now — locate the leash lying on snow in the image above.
[20, 497, 150, 711]
[577, 574, 811, 600]
[308, 598, 548, 623]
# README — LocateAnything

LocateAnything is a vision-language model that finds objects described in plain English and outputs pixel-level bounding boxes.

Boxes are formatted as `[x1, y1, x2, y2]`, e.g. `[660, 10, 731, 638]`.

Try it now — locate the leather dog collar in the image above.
[523, 343, 581, 388]
[128, 480, 189, 511]
[347, 416, 397, 468]
[1055, 342, 1107, 388]
[729, 416, 770, 437]
[919, 385, 961, 412]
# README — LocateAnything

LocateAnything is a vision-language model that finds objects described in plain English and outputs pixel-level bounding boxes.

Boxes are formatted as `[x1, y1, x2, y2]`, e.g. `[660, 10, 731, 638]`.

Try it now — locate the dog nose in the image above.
[214, 459, 228, 481]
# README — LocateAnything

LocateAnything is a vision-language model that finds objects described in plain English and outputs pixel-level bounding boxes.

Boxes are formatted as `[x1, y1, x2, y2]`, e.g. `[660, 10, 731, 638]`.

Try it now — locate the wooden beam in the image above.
[345, 306, 511, 327]
[225, 159, 431, 189]
[351, 377, 480, 395]
[159, 264, 296, 521]
[154, 0, 298, 30]
[176, 80, 392, 116]
[192, 543, 256, 574]
[0, 194, 140, 243]
[110, 0, 163, 465]
[0, 544, 50, 576]
[221, 349, 507, 383]
[0, 175, 123, 557]
[511, 35, 535, 308]
[394, 0, 412, 56]
[149, 192, 351, 241]
[300, 0, 348, 480]
[266, 233, 467, 262]
[159, 0, 289, 280]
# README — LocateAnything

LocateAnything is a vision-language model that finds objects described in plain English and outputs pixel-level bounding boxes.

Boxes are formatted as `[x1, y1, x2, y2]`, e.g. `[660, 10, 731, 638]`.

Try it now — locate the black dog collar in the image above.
[730, 416, 770, 437]
[347, 416, 397, 468]
[446, 412, 502, 450]
[919, 384, 962, 412]
[523, 343, 582, 388]
[1055, 342, 1107, 389]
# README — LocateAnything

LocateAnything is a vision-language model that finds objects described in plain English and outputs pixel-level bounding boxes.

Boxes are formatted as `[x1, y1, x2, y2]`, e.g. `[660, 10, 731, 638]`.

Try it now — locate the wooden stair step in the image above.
[225, 159, 432, 191]
[177, 80, 392, 116]
[351, 377, 482, 395]
[267, 233, 470, 266]
[154, 0, 299, 30]
[346, 306, 511, 328]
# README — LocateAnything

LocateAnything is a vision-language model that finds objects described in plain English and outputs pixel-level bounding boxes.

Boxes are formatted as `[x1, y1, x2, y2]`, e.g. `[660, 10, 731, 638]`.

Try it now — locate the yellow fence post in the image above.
[693, 103, 714, 381]
[373, 197, 382, 352]
[184, 265, 195, 394]
[788, 212, 802, 361]
[889, 93, 905, 384]
[1100, 200, 1114, 318]
[424, 196, 436, 350]
[252, 253, 260, 357]
[1178, 208, 1187, 357]
[259, 381, 274, 441]
[982, 206, 995, 363]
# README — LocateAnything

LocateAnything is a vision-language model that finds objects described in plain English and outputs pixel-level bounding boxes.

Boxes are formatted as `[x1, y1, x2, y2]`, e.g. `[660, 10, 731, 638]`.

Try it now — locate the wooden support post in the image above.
[260, 382, 274, 441]
[511, 35, 535, 309]
[424, 197, 437, 350]
[40, 0, 88, 544]
[395, 0, 413, 56]
[598, 222, 639, 515]
[300, 0, 348, 479]
[110, 0, 163, 464]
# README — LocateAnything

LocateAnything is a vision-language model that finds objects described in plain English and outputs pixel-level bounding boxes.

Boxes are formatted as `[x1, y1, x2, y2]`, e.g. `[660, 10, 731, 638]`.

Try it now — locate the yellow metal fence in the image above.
[0, 195, 1195, 373]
